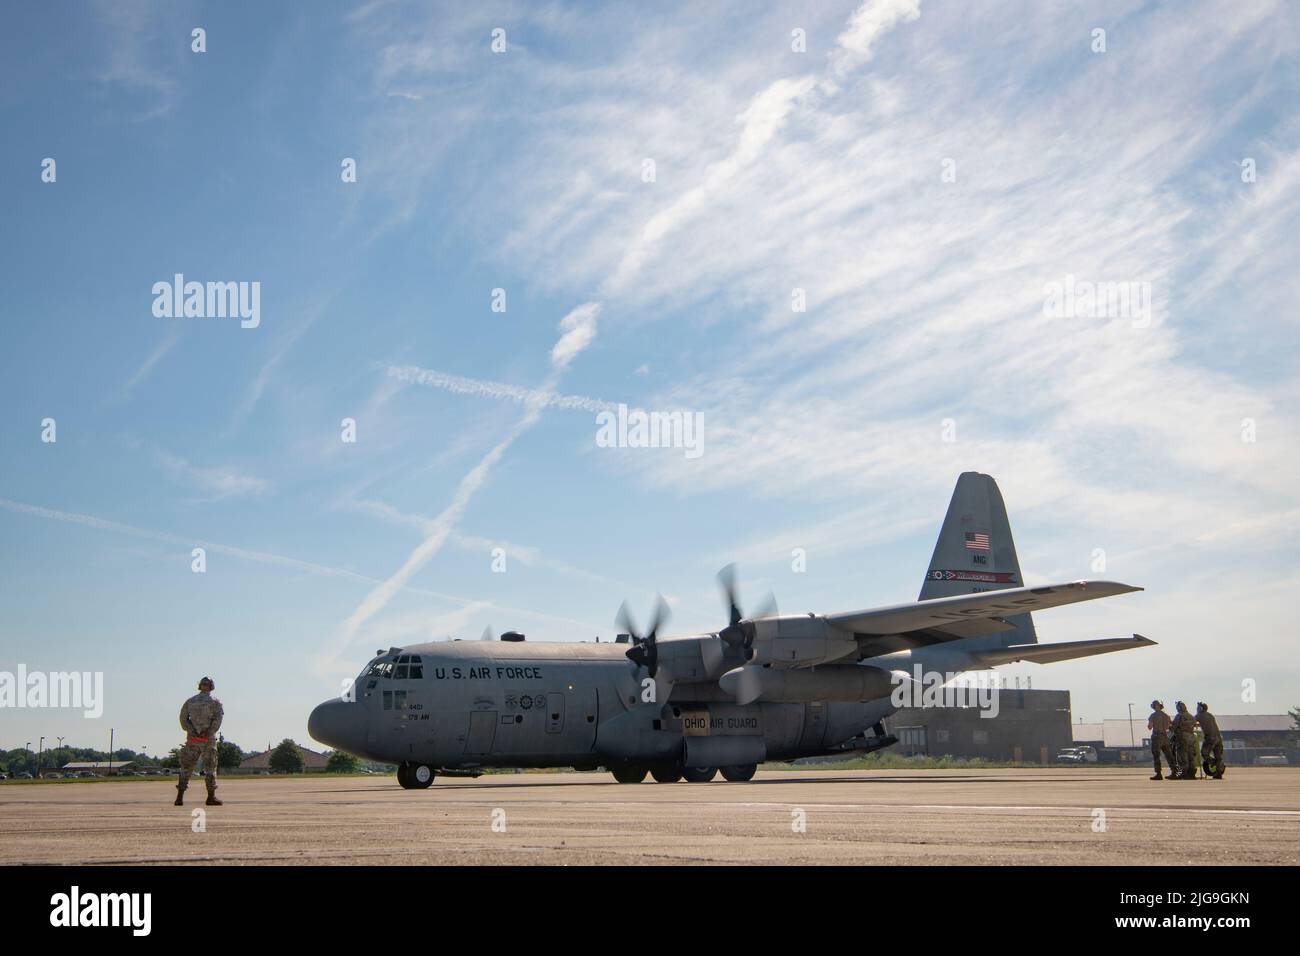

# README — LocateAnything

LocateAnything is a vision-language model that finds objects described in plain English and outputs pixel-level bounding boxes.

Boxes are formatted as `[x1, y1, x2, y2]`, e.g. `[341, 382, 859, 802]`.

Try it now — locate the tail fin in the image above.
[920, 472, 1038, 645]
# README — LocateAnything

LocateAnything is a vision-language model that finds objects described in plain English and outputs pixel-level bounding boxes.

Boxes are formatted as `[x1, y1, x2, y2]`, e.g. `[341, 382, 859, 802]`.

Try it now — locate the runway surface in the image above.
[3, 768, 1297, 865]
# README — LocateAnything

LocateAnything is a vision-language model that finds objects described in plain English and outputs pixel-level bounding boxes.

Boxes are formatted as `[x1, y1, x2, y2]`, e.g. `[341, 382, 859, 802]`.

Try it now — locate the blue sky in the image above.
[2, 0, 1298, 757]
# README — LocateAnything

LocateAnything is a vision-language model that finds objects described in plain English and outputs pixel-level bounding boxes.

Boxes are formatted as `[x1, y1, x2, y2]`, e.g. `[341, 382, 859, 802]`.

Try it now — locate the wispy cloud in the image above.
[91, 0, 183, 121]
[151, 448, 270, 501]
[827, 0, 922, 85]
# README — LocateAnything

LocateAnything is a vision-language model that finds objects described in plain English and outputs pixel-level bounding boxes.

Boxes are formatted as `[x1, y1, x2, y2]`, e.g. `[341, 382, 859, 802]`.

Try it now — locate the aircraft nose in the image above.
[308, 698, 364, 753]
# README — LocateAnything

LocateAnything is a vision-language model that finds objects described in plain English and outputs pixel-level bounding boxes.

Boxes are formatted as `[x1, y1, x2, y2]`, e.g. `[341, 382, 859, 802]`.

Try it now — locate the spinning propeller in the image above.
[716, 563, 779, 656]
[616, 596, 670, 678]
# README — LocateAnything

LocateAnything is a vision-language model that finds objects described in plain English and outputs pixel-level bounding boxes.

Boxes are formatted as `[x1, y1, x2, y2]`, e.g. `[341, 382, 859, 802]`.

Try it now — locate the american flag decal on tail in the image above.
[964, 532, 990, 551]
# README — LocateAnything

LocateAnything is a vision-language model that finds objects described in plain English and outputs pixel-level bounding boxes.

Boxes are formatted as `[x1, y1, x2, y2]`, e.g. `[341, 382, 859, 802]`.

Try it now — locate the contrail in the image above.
[384, 364, 617, 414]
[0, 496, 599, 634]
[330, 302, 602, 665]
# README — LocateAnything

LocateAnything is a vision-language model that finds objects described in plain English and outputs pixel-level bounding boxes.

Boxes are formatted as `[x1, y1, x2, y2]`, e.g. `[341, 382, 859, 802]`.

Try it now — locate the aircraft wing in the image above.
[825, 580, 1141, 636]
[967, 634, 1156, 665]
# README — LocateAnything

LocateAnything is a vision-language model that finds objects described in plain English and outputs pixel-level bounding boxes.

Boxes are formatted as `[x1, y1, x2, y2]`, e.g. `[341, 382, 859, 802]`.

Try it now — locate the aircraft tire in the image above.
[650, 766, 683, 783]
[682, 766, 717, 783]
[398, 762, 435, 789]
[720, 763, 757, 782]
[610, 765, 647, 784]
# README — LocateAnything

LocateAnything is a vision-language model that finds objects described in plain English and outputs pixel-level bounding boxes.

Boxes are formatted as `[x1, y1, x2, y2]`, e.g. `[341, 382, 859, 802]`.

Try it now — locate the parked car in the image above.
[1056, 746, 1098, 764]
[16, 772, 33, 779]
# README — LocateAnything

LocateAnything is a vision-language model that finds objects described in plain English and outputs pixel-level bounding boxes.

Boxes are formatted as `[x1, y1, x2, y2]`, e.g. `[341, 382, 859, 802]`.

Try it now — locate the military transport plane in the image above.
[309, 472, 1152, 787]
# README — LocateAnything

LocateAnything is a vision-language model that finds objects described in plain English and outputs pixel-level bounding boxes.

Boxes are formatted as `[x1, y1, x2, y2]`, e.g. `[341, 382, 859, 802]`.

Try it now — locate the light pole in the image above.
[1127, 703, 1135, 748]
[38, 736, 45, 778]
[25, 742, 31, 776]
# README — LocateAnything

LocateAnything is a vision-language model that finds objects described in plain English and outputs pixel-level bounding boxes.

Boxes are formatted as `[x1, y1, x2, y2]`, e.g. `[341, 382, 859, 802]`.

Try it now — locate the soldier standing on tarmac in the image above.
[1170, 701, 1199, 780]
[1147, 700, 1176, 780]
[176, 676, 224, 806]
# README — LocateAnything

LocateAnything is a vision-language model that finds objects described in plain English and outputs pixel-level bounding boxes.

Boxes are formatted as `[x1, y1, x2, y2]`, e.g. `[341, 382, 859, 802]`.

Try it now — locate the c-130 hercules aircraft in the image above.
[309, 473, 1153, 787]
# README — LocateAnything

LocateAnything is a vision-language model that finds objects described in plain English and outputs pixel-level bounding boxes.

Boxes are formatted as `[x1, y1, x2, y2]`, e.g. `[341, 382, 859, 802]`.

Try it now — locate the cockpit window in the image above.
[364, 656, 422, 694]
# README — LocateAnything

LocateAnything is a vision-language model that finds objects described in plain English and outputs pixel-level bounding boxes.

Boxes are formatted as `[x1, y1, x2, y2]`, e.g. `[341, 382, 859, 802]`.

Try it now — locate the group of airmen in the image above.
[1147, 700, 1224, 780]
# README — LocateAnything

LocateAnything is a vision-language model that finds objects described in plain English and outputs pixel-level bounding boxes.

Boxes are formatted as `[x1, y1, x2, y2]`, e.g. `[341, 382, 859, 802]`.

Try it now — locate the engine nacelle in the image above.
[746, 615, 858, 669]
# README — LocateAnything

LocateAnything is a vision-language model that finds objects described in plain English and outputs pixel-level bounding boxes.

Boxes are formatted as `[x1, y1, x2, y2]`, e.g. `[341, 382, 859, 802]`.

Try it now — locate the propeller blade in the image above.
[646, 594, 670, 640]
[717, 563, 742, 627]
[615, 600, 639, 641]
[752, 590, 778, 620]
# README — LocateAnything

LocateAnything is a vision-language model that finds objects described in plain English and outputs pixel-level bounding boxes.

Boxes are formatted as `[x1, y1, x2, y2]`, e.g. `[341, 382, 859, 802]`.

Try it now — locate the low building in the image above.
[238, 745, 330, 773]
[59, 760, 137, 776]
[890, 688, 1073, 763]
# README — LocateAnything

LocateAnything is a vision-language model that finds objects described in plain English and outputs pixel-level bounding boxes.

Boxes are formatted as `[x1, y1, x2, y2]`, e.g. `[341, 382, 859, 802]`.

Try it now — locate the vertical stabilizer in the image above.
[920, 472, 1037, 645]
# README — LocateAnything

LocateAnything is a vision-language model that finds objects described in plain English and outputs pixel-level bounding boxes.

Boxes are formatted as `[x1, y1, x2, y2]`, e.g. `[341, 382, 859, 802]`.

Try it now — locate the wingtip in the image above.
[1083, 580, 1144, 593]
[1132, 633, 1157, 646]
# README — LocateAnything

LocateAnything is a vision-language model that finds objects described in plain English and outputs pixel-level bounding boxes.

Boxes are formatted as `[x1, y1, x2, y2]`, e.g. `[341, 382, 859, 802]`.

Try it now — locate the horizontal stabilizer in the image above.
[970, 634, 1156, 666]
[826, 580, 1141, 636]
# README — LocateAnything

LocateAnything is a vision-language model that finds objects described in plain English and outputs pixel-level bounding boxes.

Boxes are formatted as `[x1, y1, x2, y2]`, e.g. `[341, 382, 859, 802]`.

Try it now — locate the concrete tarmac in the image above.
[3, 768, 1297, 865]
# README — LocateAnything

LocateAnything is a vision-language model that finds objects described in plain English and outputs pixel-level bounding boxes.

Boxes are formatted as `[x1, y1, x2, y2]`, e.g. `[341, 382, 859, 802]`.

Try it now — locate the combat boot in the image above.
[1149, 772, 1163, 780]
[174, 781, 186, 806]
[205, 778, 222, 806]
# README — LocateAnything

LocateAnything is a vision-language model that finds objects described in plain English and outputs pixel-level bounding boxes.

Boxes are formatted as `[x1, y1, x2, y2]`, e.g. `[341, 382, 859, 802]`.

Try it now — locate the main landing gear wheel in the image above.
[397, 763, 435, 789]
[720, 763, 757, 782]
[650, 766, 683, 783]
[682, 766, 718, 783]
[611, 765, 647, 784]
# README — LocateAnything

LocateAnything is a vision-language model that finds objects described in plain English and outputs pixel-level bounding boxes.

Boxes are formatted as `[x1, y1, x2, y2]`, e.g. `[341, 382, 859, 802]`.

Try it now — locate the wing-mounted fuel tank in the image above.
[746, 615, 859, 669]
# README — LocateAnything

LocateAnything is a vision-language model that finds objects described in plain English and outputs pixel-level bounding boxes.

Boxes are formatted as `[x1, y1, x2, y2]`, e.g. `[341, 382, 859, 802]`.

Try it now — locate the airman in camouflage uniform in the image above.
[1196, 701, 1225, 779]
[1170, 700, 1198, 780]
[176, 676, 223, 806]
[1146, 700, 1176, 780]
